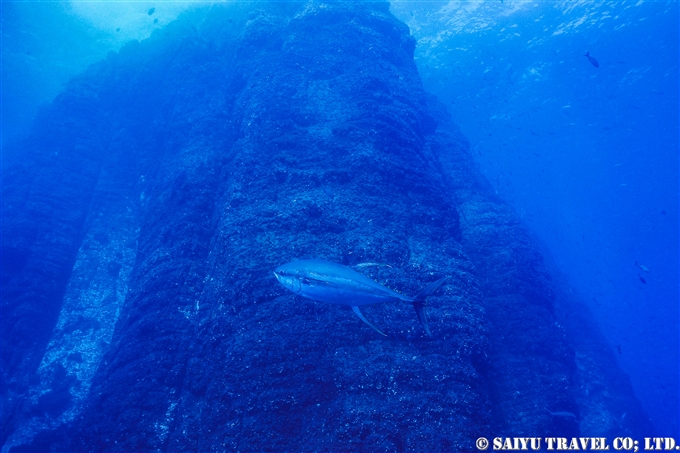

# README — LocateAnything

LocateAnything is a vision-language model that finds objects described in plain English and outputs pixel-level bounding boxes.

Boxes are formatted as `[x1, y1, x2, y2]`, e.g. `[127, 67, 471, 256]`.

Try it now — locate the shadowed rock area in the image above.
[1, 2, 654, 452]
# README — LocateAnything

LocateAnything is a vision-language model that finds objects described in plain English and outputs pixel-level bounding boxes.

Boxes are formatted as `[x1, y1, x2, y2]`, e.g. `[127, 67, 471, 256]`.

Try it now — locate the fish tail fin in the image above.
[413, 276, 449, 337]
[584, 51, 590, 56]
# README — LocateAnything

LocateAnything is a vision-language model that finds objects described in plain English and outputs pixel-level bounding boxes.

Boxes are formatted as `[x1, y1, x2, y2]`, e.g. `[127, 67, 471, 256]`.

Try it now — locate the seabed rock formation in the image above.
[1, 2, 654, 452]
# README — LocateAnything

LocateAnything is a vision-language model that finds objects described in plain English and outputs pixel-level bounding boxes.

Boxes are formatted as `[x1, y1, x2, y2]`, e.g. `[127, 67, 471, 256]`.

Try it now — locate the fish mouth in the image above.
[273, 269, 289, 284]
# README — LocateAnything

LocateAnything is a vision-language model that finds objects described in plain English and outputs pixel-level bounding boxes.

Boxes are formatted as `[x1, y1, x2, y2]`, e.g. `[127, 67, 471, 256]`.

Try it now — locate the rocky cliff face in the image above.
[1, 2, 653, 452]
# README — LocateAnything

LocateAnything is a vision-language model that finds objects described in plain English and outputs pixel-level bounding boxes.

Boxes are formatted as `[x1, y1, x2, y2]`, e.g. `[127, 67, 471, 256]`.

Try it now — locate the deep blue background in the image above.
[390, 0, 679, 435]
[2, 0, 678, 436]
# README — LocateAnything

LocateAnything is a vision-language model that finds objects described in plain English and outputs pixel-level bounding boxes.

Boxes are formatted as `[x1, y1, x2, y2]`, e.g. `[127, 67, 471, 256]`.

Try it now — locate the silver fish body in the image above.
[274, 259, 411, 306]
[273, 259, 447, 336]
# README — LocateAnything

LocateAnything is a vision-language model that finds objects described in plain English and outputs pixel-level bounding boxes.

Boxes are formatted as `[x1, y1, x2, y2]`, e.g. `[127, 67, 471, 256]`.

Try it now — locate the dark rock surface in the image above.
[1, 2, 654, 452]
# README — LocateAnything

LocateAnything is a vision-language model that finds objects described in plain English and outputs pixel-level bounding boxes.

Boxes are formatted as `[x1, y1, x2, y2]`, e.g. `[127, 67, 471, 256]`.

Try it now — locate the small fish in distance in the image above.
[584, 51, 599, 68]
[546, 409, 579, 422]
[274, 259, 448, 337]
[635, 261, 650, 273]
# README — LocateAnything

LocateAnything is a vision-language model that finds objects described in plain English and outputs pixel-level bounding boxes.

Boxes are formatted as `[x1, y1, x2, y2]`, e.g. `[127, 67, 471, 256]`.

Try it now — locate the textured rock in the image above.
[1, 73, 110, 448]
[1, 2, 653, 452]
[552, 273, 656, 437]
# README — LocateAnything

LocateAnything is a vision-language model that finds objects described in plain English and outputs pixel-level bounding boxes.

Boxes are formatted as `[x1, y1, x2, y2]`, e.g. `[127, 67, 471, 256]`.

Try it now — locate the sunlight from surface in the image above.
[68, 0, 206, 45]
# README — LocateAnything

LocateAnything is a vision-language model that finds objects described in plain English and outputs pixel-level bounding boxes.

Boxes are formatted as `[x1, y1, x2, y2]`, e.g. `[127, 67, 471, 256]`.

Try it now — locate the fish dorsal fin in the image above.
[351, 306, 387, 336]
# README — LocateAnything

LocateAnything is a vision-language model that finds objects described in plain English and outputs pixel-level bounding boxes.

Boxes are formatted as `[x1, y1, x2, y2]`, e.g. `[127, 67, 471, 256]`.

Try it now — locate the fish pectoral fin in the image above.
[351, 306, 387, 337]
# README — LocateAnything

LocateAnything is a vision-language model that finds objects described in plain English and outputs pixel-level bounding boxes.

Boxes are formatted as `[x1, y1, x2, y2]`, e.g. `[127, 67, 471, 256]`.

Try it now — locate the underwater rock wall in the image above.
[72, 4, 491, 451]
[552, 275, 656, 437]
[0, 2, 653, 452]
[430, 105, 578, 436]
[1, 72, 111, 448]
[1, 9, 239, 448]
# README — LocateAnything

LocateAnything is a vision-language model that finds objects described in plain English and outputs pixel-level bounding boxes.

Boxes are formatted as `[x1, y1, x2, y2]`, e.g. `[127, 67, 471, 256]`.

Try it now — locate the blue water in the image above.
[2, 0, 678, 438]
[390, 0, 679, 435]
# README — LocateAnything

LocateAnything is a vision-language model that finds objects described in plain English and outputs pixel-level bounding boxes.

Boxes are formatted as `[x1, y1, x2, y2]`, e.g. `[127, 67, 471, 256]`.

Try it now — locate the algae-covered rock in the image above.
[1, 2, 653, 452]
